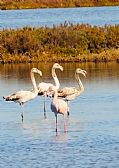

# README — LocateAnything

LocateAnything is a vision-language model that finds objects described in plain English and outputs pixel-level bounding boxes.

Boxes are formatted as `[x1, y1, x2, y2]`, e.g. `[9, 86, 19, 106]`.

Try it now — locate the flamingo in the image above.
[38, 63, 63, 119]
[47, 85, 69, 133]
[58, 68, 87, 116]
[3, 68, 42, 122]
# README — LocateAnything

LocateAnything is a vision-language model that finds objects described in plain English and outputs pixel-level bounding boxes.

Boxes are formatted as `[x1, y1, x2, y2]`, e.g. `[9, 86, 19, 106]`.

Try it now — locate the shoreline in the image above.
[0, 0, 119, 10]
[0, 5, 119, 10]
[1, 49, 119, 64]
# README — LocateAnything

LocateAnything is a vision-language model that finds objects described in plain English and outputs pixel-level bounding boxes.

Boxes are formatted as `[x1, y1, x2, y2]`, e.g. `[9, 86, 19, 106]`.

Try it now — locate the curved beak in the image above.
[38, 70, 42, 77]
[60, 66, 63, 71]
[81, 70, 87, 77]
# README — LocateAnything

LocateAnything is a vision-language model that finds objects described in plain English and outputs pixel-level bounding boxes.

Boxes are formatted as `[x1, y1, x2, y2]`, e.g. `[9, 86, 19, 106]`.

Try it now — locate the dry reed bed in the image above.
[0, 23, 119, 63]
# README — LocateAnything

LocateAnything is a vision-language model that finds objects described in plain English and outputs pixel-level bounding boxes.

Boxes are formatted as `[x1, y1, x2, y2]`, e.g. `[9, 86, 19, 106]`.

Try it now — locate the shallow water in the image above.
[0, 6, 119, 29]
[0, 62, 119, 167]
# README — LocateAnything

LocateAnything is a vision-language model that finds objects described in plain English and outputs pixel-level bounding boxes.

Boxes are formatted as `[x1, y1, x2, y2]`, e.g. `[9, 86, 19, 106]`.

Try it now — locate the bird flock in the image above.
[3, 63, 87, 133]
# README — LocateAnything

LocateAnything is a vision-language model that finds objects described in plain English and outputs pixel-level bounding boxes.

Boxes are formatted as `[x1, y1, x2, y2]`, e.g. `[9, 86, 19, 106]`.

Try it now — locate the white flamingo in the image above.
[3, 68, 42, 122]
[58, 68, 87, 115]
[38, 63, 63, 119]
[47, 85, 69, 133]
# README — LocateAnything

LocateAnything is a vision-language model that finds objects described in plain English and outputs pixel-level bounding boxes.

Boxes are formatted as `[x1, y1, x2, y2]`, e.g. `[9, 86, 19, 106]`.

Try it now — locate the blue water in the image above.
[0, 62, 119, 167]
[0, 6, 119, 29]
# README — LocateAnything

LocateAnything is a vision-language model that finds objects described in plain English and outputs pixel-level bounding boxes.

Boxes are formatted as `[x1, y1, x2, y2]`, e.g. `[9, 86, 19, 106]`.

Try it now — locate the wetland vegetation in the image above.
[0, 23, 119, 63]
[0, 0, 119, 10]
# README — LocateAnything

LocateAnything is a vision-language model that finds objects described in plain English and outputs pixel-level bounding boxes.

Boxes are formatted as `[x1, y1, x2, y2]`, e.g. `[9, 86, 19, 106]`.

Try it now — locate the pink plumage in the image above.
[38, 63, 63, 119]
[47, 85, 69, 133]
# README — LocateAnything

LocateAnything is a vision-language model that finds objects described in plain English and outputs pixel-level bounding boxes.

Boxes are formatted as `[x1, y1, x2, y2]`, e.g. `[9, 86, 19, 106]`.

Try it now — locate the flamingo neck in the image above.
[52, 68, 60, 89]
[75, 73, 84, 94]
[53, 88, 58, 100]
[30, 71, 37, 93]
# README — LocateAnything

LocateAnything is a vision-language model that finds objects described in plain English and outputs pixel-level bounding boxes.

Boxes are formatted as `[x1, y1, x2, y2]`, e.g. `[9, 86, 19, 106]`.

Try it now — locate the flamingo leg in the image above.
[20, 103, 24, 122]
[67, 100, 69, 117]
[43, 94, 47, 119]
[63, 114, 67, 133]
[55, 114, 58, 133]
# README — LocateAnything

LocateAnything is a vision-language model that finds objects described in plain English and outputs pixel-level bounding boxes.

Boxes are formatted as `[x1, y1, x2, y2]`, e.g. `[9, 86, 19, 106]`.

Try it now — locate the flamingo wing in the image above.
[38, 82, 53, 93]
[3, 90, 37, 103]
[51, 99, 59, 114]
[58, 87, 77, 97]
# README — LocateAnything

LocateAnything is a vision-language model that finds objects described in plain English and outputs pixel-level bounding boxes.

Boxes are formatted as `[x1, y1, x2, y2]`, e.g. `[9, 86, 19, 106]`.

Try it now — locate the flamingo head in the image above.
[31, 68, 42, 76]
[53, 63, 63, 71]
[47, 85, 57, 97]
[76, 68, 87, 77]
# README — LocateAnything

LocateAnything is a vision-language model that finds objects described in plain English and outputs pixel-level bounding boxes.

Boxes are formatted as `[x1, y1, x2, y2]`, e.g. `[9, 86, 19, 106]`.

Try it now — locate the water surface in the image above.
[0, 6, 119, 29]
[0, 62, 119, 167]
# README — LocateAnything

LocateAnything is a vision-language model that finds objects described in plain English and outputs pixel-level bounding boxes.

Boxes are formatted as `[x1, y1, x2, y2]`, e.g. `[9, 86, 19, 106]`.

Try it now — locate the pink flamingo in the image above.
[38, 63, 63, 119]
[47, 85, 69, 133]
